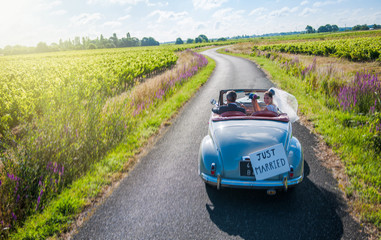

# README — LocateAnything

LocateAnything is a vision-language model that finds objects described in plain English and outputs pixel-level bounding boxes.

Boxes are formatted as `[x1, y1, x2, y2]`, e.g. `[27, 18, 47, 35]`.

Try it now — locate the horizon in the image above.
[1, 0, 381, 48]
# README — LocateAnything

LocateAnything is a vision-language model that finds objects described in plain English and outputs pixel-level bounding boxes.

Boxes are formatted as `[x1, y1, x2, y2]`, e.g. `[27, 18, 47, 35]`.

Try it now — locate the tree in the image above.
[36, 42, 50, 52]
[305, 25, 315, 33]
[195, 37, 202, 43]
[186, 38, 194, 44]
[217, 37, 227, 41]
[141, 37, 159, 46]
[110, 33, 119, 48]
[317, 25, 328, 33]
[198, 34, 209, 42]
[88, 43, 97, 49]
[360, 24, 370, 30]
[325, 24, 333, 32]
[353, 24, 370, 31]
[175, 37, 184, 44]
[332, 25, 339, 32]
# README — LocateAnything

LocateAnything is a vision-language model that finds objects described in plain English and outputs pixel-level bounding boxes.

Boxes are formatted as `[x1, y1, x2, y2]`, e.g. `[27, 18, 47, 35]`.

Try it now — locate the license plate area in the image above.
[240, 161, 255, 177]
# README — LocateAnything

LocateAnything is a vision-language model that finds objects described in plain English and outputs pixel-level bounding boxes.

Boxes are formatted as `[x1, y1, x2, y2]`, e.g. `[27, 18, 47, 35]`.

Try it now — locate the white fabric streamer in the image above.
[269, 87, 299, 123]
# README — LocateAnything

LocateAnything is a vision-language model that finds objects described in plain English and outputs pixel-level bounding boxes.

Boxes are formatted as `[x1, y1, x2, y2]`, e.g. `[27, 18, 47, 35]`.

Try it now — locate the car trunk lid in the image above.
[212, 120, 289, 180]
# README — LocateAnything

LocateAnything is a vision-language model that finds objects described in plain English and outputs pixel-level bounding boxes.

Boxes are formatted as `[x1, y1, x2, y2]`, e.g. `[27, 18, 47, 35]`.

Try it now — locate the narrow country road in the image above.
[72, 48, 368, 240]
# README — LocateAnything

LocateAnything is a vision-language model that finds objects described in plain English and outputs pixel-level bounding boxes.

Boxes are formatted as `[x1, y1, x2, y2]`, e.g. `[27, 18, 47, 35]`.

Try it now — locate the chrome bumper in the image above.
[200, 173, 303, 190]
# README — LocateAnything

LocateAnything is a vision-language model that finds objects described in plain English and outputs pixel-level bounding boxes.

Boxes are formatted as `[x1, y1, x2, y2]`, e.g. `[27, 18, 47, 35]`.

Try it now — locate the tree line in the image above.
[0, 32, 160, 56]
[174, 34, 227, 44]
[0, 33, 221, 56]
[305, 23, 381, 33]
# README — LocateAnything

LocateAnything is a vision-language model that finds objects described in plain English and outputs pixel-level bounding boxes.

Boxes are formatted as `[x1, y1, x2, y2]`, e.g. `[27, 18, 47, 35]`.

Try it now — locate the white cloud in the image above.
[70, 13, 103, 25]
[212, 8, 245, 21]
[50, 10, 67, 16]
[192, 0, 228, 10]
[313, 0, 343, 7]
[37, 0, 62, 10]
[87, 0, 144, 4]
[102, 21, 122, 28]
[87, 0, 167, 6]
[146, 1, 168, 7]
[249, 7, 266, 16]
[301, 1, 309, 6]
[118, 15, 131, 21]
[111, 0, 143, 3]
[148, 10, 188, 23]
[299, 7, 317, 16]
[269, 7, 299, 17]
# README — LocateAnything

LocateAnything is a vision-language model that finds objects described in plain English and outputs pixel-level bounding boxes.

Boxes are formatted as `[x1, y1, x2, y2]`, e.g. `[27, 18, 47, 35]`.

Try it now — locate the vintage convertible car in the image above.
[198, 89, 303, 195]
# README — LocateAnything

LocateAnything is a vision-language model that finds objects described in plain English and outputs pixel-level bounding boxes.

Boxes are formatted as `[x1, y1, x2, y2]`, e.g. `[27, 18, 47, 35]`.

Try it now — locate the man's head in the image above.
[226, 91, 237, 103]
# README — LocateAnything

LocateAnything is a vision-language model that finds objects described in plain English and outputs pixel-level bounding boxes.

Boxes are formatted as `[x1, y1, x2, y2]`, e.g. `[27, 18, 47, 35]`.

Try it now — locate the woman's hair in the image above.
[264, 90, 274, 98]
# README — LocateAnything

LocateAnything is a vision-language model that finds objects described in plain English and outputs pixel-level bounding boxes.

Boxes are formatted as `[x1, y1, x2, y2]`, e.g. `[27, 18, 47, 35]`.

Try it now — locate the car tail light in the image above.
[289, 165, 294, 178]
[211, 163, 216, 176]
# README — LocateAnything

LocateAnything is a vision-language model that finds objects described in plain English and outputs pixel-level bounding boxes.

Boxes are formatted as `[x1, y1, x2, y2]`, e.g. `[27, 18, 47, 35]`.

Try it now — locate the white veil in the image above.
[269, 87, 299, 123]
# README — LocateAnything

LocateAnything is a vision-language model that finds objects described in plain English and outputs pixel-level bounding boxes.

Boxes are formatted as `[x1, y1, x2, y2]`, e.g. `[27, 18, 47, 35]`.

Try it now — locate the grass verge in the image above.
[220, 49, 381, 237]
[9, 56, 215, 240]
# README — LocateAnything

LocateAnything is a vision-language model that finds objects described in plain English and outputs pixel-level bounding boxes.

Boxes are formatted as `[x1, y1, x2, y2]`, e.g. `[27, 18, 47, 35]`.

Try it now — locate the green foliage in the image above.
[305, 25, 316, 33]
[0, 48, 210, 239]
[8, 54, 215, 240]
[221, 44, 381, 232]
[254, 36, 381, 61]
[369, 112, 381, 154]
[353, 24, 370, 31]
[175, 38, 184, 45]
[0, 47, 178, 135]
[245, 51, 381, 231]
[141, 37, 159, 46]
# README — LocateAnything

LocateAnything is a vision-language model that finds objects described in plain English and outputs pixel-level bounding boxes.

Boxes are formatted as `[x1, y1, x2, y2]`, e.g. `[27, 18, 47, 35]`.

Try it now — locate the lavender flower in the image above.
[338, 72, 380, 114]
[36, 196, 41, 211]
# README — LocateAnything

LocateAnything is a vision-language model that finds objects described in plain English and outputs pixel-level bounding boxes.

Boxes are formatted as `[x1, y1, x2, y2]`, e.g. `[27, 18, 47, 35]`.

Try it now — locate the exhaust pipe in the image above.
[217, 174, 221, 190]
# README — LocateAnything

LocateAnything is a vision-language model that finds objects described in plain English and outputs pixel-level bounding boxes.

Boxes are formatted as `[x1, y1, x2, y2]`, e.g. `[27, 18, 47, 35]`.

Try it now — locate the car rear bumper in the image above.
[200, 173, 303, 190]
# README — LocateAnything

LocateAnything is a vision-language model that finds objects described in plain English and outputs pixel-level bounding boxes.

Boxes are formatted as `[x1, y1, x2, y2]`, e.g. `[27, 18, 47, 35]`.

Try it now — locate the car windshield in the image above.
[222, 90, 266, 105]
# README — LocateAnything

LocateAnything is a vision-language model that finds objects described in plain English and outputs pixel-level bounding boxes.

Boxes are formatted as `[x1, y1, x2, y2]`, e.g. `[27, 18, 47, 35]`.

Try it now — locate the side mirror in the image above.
[210, 99, 217, 106]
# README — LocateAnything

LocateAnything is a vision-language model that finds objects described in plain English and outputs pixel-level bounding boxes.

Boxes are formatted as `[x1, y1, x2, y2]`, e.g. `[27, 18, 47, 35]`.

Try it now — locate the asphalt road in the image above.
[73, 48, 368, 240]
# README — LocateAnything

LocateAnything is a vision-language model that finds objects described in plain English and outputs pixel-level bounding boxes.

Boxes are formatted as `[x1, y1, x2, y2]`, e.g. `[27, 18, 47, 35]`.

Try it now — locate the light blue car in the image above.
[198, 89, 304, 195]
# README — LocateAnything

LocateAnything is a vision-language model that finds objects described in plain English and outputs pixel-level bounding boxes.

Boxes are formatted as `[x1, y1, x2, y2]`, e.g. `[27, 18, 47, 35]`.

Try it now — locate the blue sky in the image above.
[1, 0, 380, 48]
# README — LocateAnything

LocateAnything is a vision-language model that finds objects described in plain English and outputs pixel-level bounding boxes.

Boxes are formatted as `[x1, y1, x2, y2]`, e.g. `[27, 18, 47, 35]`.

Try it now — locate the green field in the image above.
[0, 45, 212, 238]
[0, 47, 179, 133]
[254, 36, 381, 61]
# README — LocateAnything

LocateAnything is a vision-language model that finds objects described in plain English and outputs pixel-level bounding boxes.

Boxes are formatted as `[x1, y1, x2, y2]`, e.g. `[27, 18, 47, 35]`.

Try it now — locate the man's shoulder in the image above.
[212, 103, 246, 114]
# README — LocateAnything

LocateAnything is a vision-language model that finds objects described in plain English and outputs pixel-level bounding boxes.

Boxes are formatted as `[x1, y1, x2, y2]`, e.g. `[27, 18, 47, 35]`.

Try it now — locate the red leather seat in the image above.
[220, 111, 247, 117]
[251, 110, 279, 117]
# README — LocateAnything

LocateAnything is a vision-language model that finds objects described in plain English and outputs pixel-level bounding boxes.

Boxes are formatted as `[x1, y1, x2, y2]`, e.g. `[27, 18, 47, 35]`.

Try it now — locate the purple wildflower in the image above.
[11, 212, 16, 221]
[36, 196, 41, 211]
[338, 71, 380, 113]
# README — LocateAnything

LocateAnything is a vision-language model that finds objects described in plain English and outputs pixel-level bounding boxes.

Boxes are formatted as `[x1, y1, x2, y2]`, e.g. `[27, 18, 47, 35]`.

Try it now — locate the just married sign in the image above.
[249, 143, 290, 180]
